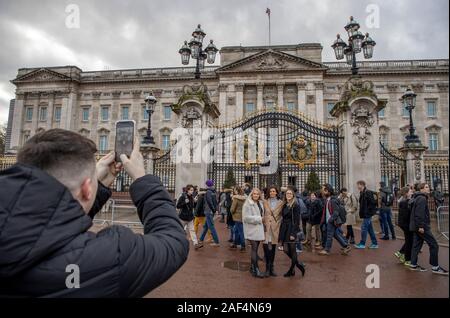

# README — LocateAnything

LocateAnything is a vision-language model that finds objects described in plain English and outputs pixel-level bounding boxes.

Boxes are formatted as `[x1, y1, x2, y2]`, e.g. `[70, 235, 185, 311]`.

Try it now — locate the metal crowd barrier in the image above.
[93, 198, 143, 229]
[436, 205, 449, 241]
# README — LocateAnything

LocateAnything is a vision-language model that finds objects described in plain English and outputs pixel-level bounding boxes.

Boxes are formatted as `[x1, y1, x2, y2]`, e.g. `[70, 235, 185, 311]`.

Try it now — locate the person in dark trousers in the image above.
[304, 191, 324, 248]
[262, 186, 283, 277]
[0, 129, 189, 297]
[378, 182, 396, 240]
[395, 186, 414, 266]
[318, 184, 351, 256]
[193, 188, 212, 241]
[354, 180, 379, 249]
[409, 183, 448, 275]
[278, 187, 305, 278]
[230, 185, 246, 252]
[176, 184, 202, 250]
[199, 179, 220, 246]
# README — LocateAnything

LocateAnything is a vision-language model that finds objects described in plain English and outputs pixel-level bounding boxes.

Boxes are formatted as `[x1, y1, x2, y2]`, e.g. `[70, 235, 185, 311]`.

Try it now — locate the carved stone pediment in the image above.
[12, 68, 73, 83]
[216, 50, 327, 73]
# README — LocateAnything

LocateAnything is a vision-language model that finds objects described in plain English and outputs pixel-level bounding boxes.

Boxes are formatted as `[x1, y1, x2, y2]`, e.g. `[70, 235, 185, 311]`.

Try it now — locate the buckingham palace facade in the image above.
[5, 44, 449, 182]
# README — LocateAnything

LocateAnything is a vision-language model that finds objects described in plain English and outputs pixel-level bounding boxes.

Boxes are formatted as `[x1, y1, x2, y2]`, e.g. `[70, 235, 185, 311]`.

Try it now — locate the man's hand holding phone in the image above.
[97, 151, 122, 187]
[120, 137, 146, 181]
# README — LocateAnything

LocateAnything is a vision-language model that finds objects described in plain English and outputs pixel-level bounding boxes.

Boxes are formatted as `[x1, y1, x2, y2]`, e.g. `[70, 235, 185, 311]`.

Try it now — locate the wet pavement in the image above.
[92, 214, 449, 298]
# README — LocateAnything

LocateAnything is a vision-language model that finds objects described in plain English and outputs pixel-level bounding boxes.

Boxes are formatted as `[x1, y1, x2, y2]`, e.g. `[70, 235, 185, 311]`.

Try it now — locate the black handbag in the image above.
[290, 205, 305, 242]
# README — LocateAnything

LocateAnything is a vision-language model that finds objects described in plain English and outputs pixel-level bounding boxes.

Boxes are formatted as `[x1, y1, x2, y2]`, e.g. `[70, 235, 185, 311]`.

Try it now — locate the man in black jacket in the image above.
[354, 180, 379, 249]
[0, 129, 189, 297]
[176, 184, 202, 250]
[409, 183, 448, 275]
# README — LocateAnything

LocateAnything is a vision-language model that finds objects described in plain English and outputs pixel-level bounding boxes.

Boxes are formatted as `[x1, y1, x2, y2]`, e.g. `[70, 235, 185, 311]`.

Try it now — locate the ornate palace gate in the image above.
[379, 142, 407, 192]
[207, 110, 342, 192]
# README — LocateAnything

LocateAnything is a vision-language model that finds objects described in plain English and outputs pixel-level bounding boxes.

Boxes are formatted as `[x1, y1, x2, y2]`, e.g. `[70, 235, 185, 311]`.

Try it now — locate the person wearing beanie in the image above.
[199, 179, 220, 246]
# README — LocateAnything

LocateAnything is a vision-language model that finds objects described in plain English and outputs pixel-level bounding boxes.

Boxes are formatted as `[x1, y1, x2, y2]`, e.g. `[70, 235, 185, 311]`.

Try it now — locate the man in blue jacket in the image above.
[199, 179, 220, 246]
[0, 129, 189, 297]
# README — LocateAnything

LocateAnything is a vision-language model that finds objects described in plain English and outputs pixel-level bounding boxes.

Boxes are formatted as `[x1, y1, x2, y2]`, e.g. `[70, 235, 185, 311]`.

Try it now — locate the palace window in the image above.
[121, 106, 130, 120]
[163, 105, 172, 120]
[99, 135, 109, 153]
[25, 107, 33, 121]
[142, 106, 149, 120]
[428, 133, 439, 151]
[39, 107, 47, 121]
[245, 102, 255, 115]
[101, 106, 110, 121]
[402, 105, 409, 117]
[327, 103, 335, 118]
[22, 132, 30, 145]
[265, 101, 275, 110]
[54, 106, 61, 122]
[286, 102, 295, 112]
[82, 107, 90, 122]
[162, 134, 170, 150]
[378, 108, 385, 118]
[426, 100, 437, 117]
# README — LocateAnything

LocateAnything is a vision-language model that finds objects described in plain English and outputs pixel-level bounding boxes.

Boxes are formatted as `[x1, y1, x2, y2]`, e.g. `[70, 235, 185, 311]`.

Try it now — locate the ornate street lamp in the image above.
[143, 92, 157, 144]
[332, 16, 376, 75]
[179, 24, 218, 79]
[400, 87, 420, 144]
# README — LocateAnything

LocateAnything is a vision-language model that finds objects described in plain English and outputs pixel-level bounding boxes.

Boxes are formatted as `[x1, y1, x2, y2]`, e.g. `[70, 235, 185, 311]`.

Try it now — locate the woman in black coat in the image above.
[279, 187, 306, 277]
[396, 186, 414, 265]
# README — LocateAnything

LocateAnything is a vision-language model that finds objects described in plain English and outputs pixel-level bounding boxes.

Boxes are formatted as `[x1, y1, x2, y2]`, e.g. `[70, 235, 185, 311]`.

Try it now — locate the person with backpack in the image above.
[338, 188, 358, 245]
[379, 182, 396, 240]
[223, 188, 235, 243]
[193, 188, 213, 242]
[305, 191, 324, 249]
[318, 184, 351, 256]
[176, 184, 202, 250]
[199, 180, 220, 247]
[409, 183, 448, 275]
[395, 186, 414, 266]
[354, 180, 379, 249]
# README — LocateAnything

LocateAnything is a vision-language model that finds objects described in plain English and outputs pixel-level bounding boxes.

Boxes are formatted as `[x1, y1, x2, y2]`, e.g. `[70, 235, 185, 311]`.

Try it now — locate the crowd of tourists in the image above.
[176, 179, 448, 278]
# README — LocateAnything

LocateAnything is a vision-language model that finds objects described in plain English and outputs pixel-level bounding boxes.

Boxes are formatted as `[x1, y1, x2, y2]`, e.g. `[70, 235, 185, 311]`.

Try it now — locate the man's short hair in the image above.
[322, 184, 335, 196]
[17, 129, 98, 191]
[357, 180, 366, 187]
[340, 188, 348, 193]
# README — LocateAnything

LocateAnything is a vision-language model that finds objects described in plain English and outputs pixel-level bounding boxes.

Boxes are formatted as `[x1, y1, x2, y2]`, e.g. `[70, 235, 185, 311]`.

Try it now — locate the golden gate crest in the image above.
[286, 135, 317, 169]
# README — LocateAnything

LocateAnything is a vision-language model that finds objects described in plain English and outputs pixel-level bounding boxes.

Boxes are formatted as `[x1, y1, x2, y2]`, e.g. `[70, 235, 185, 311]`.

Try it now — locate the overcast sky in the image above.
[0, 0, 448, 125]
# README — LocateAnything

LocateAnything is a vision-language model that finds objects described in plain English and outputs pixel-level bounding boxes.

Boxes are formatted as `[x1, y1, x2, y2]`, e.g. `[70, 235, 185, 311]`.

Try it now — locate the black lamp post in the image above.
[400, 87, 420, 144]
[143, 92, 157, 144]
[332, 16, 376, 75]
[179, 24, 218, 79]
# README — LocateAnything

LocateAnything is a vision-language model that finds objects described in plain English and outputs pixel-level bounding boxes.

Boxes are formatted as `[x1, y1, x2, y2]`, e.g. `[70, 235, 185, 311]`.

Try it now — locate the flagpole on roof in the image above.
[266, 7, 271, 46]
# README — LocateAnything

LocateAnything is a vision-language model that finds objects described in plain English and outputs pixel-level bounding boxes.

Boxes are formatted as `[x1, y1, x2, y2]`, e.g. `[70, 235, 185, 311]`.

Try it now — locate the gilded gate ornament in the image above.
[286, 136, 317, 169]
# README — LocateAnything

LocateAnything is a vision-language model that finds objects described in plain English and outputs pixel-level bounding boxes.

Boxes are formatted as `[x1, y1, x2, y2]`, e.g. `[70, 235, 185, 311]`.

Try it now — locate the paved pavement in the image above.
[144, 218, 449, 298]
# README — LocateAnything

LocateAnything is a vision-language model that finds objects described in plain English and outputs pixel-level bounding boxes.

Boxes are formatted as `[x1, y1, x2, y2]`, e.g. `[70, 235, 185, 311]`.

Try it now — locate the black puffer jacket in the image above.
[306, 198, 323, 225]
[0, 164, 189, 297]
[409, 192, 431, 232]
[176, 192, 195, 222]
[397, 197, 411, 229]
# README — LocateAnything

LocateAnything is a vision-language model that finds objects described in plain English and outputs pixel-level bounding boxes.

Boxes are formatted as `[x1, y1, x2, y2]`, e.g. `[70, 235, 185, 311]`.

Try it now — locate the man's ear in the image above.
[80, 178, 94, 202]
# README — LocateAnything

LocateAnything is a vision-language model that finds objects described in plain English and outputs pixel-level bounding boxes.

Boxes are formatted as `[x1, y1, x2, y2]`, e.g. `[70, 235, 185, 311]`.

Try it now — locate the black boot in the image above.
[296, 261, 306, 277]
[283, 266, 295, 277]
[262, 244, 270, 277]
[269, 263, 277, 277]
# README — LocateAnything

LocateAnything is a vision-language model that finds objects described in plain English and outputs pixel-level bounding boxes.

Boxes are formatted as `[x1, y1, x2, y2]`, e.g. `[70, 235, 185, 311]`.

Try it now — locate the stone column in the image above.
[61, 90, 78, 131]
[315, 82, 324, 123]
[297, 81, 306, 113]
[399, 143, 428, 185]
[235, 82, 244, 120]
[256, 82, 264, 111]
[277, 82, 284, 109]
[10, 92, 25, 150]
[218, 84, 227, 124]
[332, 76, 386, 193]
[46, 92, 55, 130]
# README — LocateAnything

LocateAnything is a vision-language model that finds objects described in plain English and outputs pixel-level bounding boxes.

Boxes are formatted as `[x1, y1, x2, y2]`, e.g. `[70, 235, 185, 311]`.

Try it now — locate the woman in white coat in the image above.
[242, 188, 265, 278]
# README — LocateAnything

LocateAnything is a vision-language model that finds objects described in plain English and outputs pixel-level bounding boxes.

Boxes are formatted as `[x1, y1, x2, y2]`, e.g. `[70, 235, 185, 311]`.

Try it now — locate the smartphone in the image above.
[115, 120, 135, 162]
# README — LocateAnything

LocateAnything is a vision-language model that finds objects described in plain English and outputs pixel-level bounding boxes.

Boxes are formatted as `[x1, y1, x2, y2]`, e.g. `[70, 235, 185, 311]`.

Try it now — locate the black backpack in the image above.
[365, 190, 378, 215]
[381, 190, 394, 207]
[224, 193, 232, 209]
[333, 197, 347, 224]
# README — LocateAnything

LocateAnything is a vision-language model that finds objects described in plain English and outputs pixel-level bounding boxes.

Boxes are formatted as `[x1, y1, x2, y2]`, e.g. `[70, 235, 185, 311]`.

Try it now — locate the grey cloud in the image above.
[0, 0, 448, 124]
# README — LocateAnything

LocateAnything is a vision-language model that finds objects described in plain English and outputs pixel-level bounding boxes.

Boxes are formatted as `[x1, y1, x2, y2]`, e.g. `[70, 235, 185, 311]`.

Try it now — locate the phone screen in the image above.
[115, 121, 135, 162]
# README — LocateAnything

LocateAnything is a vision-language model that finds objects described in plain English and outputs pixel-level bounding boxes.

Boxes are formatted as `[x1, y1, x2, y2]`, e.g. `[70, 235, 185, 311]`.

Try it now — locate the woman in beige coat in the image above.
[338, 188, 358, 244]
[262, 186, 283, 277]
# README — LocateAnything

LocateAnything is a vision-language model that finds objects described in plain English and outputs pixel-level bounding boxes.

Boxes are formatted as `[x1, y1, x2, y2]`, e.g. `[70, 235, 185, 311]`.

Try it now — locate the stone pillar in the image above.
[332, 76, 386, 193]
[235, 83, 244, 120]
[10, 92, 25, 150]
[46, 92, 55, 130]
[256, 82, 264, 111]
[399, 144, 428, 185]
[218, 84, 228, 124]
[315, 82, 324, 123]
[61, 90, 78, 131]
[297, 81, 306, 113]
[277, 82, 284, 109]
